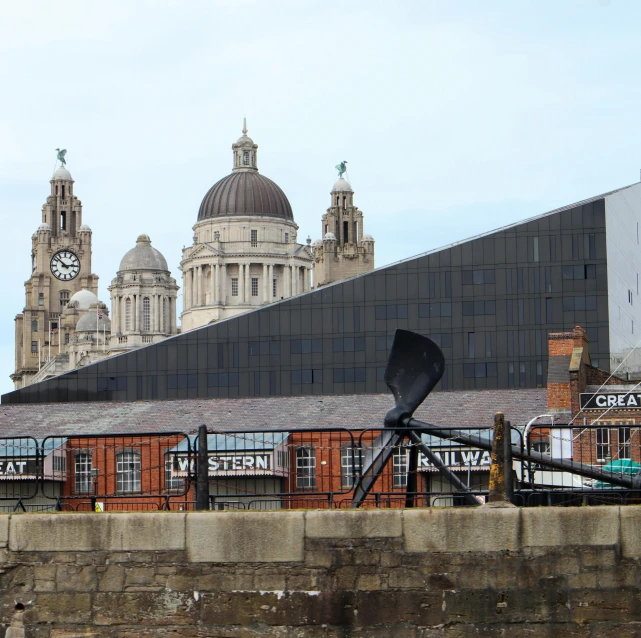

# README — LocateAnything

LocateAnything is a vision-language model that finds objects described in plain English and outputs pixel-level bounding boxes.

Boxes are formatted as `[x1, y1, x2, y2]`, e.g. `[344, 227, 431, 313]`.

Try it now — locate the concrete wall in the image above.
[0, 507, 639, 636]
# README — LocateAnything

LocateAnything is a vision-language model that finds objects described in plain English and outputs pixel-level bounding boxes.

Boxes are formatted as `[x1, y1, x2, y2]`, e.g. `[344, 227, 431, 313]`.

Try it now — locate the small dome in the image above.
[119, 234, 169, 272]
[37, 222, 51, 232]
[76, 305, 111, 333]
[235, 134, 255, 147]
[362, 234, 375, 241]
[68, 290, 99, 310]
[313, 239, 323, 246]
[324, 232, 336, 241]
[332, 178, 352, 192]
[52, 166, 72, 181]
[78, 224, 92, 232]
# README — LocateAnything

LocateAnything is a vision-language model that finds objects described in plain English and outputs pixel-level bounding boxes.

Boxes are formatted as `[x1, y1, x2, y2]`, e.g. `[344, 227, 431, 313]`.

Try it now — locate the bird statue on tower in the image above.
[335, 160, 348, 179]
[55, 148, 67, 166]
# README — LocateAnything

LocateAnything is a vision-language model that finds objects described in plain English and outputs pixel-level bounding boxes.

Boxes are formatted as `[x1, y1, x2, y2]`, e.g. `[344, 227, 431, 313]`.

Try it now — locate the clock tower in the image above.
[12, 159, 99, 389]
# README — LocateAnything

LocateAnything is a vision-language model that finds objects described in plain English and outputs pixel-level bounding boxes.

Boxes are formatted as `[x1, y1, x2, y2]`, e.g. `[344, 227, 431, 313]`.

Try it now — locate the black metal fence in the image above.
[0, 423, 639, 512]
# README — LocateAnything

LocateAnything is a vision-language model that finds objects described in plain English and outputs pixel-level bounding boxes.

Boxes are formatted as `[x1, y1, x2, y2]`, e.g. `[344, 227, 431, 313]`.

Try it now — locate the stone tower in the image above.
[312, 174, 374, 288]
[108, 234, 179, 351]
[180, 121, 313, 331]
[12, 161, 99, 389]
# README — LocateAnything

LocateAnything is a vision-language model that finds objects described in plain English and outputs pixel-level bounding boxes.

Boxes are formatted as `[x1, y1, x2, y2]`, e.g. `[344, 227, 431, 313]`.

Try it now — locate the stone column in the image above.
[238, 264, 245, 303]
[268, 264, 274, 300]
[111, 296, 118, 335]
[262, 264, 268, 302]
[156, 295, 161, 332]
[245, 263, 251, 302]
[211, 264, 216, 304]
[133, 295, 138, 332]
[291, 265, 297, 297]
[221, 263, 227, 304]
[196, 266, 202, 306]
[184, 270, 190, 311]
[214, 264, 219, 303]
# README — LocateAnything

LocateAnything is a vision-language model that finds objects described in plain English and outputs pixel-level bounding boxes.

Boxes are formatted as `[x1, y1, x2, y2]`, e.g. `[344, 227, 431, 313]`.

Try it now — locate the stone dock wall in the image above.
[0, 507, 639, 636]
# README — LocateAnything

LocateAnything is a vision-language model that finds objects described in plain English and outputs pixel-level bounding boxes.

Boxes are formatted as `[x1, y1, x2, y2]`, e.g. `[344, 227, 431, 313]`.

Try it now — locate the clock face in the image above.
[50, 250, 80, 281]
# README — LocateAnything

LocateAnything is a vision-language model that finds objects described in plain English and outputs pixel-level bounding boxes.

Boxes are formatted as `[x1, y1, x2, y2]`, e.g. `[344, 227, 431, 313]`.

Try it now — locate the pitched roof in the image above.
[0, 389, 548, 438]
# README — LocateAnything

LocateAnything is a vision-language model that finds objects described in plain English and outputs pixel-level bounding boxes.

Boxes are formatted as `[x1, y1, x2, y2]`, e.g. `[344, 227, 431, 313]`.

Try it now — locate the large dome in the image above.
[68, 290, 99, 310]
[119, 235, 168, 272]
[198, 172, 294, 222]
[76, 306, 111, 333]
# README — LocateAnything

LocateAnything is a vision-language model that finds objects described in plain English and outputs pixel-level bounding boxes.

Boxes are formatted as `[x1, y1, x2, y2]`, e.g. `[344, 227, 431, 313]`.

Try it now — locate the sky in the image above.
[1, 0, 640, 394]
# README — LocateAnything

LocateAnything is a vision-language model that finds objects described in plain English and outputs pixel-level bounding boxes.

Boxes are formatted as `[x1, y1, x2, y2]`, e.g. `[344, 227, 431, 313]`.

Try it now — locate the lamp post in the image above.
[90, 467, 100, 512]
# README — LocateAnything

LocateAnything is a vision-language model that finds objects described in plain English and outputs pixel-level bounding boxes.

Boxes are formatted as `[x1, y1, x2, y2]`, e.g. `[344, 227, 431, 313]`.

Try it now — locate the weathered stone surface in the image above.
[186, 512, 304, 563]
[10, 513, 186, 552]
[403, 507, 520, 553]
[305, 510, 402, 538]
[521, 506, 619, 547]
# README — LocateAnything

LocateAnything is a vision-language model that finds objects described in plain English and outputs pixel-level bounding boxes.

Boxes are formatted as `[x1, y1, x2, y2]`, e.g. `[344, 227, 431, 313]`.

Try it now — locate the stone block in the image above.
[305, 510, 402, 539]
[620, 506, 641, 558]
[186, 512, 304, 563]
[521, 506, 618, 548]
[403, 507, 520, 553]
[9, 513, 186, 552]
[0, 516, 10, 548]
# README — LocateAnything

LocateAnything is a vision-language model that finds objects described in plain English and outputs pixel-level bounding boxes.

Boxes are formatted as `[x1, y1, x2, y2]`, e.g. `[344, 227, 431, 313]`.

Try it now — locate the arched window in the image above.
[243, 151, 249, 166]
[59, 290, 70, 313]
[116, 450, 141, 492]
[31, 319, 38, 332]
[74, 452, 93, 494]
[143, 298, 151, 332]
[125, 298, 132, 331]
[65, 332, 70, 345]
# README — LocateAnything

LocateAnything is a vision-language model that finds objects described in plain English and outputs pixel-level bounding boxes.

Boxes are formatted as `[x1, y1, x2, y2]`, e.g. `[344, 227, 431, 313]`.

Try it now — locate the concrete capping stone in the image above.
[186, 511, 305, 563]
[9, 513, 186, 552]
[619, 506, 641, 557]
[305, 510, 402, 539]
[403, 508, 520, 553]
[521, 506, 619, 548]
[0, 515, 10, 548]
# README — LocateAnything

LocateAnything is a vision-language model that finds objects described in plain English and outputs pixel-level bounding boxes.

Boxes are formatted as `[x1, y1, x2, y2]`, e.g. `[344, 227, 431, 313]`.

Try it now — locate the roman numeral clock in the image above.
[50, 250, 80, 281]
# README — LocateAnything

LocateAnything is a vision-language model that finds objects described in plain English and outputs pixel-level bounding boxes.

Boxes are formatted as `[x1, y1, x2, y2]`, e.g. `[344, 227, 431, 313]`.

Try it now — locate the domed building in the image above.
[108, 234, 179, 351]
[312, 174, 375, 288]
[180, 120, 313, 331]
[66, 301, 112, 368]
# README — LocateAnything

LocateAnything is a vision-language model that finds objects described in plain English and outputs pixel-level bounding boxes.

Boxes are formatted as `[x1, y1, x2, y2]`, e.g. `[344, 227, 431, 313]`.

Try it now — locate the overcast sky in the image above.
[1, 0, 640, 394]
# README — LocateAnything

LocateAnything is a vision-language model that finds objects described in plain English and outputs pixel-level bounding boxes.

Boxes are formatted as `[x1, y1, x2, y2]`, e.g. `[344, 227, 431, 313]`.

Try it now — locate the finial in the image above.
[242, 117, 248, 136]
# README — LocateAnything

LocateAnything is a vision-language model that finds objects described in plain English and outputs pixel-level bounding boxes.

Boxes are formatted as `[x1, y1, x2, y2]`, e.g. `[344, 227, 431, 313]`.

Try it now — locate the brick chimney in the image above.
[547, 326, 590, 415]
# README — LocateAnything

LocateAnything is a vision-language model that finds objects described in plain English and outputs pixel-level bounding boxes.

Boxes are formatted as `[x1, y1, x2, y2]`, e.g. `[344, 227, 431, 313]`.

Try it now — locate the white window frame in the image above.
[74, 452, 93, 494]
[296, 447, 316, 489]
[116, 450, 141, 493]
[341, 446, 363, 488]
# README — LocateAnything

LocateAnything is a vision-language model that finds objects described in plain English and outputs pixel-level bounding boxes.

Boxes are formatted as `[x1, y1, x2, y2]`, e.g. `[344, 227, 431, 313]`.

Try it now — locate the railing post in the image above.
[196, 424, 210, 511]
[488, 412, 515, 505]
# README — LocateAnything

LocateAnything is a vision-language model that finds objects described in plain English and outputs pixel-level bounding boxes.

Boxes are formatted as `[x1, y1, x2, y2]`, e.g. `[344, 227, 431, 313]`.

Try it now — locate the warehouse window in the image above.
[596, 429, 611, 463]
[392, 447, 408, 488]
[116, 450, 141, 493]
[74, 453, 93, 494]
[341, 445, 364, 488]
[296, 447, 316, 489]
[250, 229, 257, 247]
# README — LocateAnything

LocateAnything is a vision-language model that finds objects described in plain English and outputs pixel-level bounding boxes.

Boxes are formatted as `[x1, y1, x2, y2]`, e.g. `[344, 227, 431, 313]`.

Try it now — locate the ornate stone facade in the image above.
[312, 177, 374, 288]
[180, 122, 313, 331]
[108, 234, 179, 352]
[12, 165, 99, 389]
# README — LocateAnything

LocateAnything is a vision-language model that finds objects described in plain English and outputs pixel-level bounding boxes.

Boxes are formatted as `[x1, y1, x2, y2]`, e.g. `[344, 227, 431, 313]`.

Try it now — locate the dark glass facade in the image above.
[2, 199, 609, 404]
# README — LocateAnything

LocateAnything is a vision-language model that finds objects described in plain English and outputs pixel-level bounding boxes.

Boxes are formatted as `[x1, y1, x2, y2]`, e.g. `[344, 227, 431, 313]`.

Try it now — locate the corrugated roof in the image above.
[0, 389, 549, 438]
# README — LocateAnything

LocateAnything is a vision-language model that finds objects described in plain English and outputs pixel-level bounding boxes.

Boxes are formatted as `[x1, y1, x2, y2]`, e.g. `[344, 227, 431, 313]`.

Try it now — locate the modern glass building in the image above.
[5, 182, 641, 405]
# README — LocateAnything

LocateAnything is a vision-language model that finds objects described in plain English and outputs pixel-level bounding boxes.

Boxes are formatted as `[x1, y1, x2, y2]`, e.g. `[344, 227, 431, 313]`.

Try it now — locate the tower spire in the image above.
[242, 117, 248, 136]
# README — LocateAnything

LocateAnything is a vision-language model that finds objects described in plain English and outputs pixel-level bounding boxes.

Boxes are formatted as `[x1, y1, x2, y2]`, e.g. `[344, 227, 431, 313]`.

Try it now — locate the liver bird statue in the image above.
[335, 160, 348, 179]
[55, 148, 67, 166]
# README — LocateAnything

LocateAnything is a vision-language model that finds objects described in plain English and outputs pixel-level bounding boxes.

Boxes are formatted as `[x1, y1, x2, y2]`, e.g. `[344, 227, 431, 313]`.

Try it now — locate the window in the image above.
[38, 292, 44, 307]
[64, 332, 70, 345]
[60, 210, 66, 231]
[290, 338, 322, 354]
[207, 372, 239, 387]
[536, 361, 543, 387]
[426, 333, 453, 348]
[392, 447, 408, 488]
[376, 335, 394, 351]
[243, 151, 249, 165]
[563, 296, 598, 312]
[31, 341, 38, 353]
[463, 363, 497, 378]
[572, 234, 579, 260]
[333, 368, 366, 383]
[250, 230, 258, 247]
[341, 446, 363, 488]
[375, 304, 408, 320]
[59, 291, 70, 313]
[333, 337, 365, 352]
[588, 233, 596, 259]
[31, 319, 38, 332]
[546, 298, 553, 323]
[231, 278, 239, 297]
[533, 237, 539, 262]
[249, 340, 280, 356]
[273, 278, 277, 298]
[74, 452, 93, 494]
[167, 374, 198, 389]
[284, 233, 289, 243]
[508, 362, 515, 388]
[125, 298, 132, 330]
[629, 290, 633, 305]
[116, 451, 141, 492]
[563, 265, 597, 280]
[296, 447, 316, 489]
[462, 269, 495, 285]
[165, 452, 184, 491]
[462, 300, 496, 316]
[251, 277, 258, 297]
[418, 302, 452, 318]
[468, 332, 475, 358]
[143, 297, 150, 332]
[618, 427, 631, 460]
[596, 429, 611, 463]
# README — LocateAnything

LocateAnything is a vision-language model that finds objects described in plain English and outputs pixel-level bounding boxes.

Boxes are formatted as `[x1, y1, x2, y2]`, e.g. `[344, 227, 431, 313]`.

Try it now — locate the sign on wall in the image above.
[170, 452, 275, 477]
[580, 392, 641, 410]
[417, 448, 492, 470]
